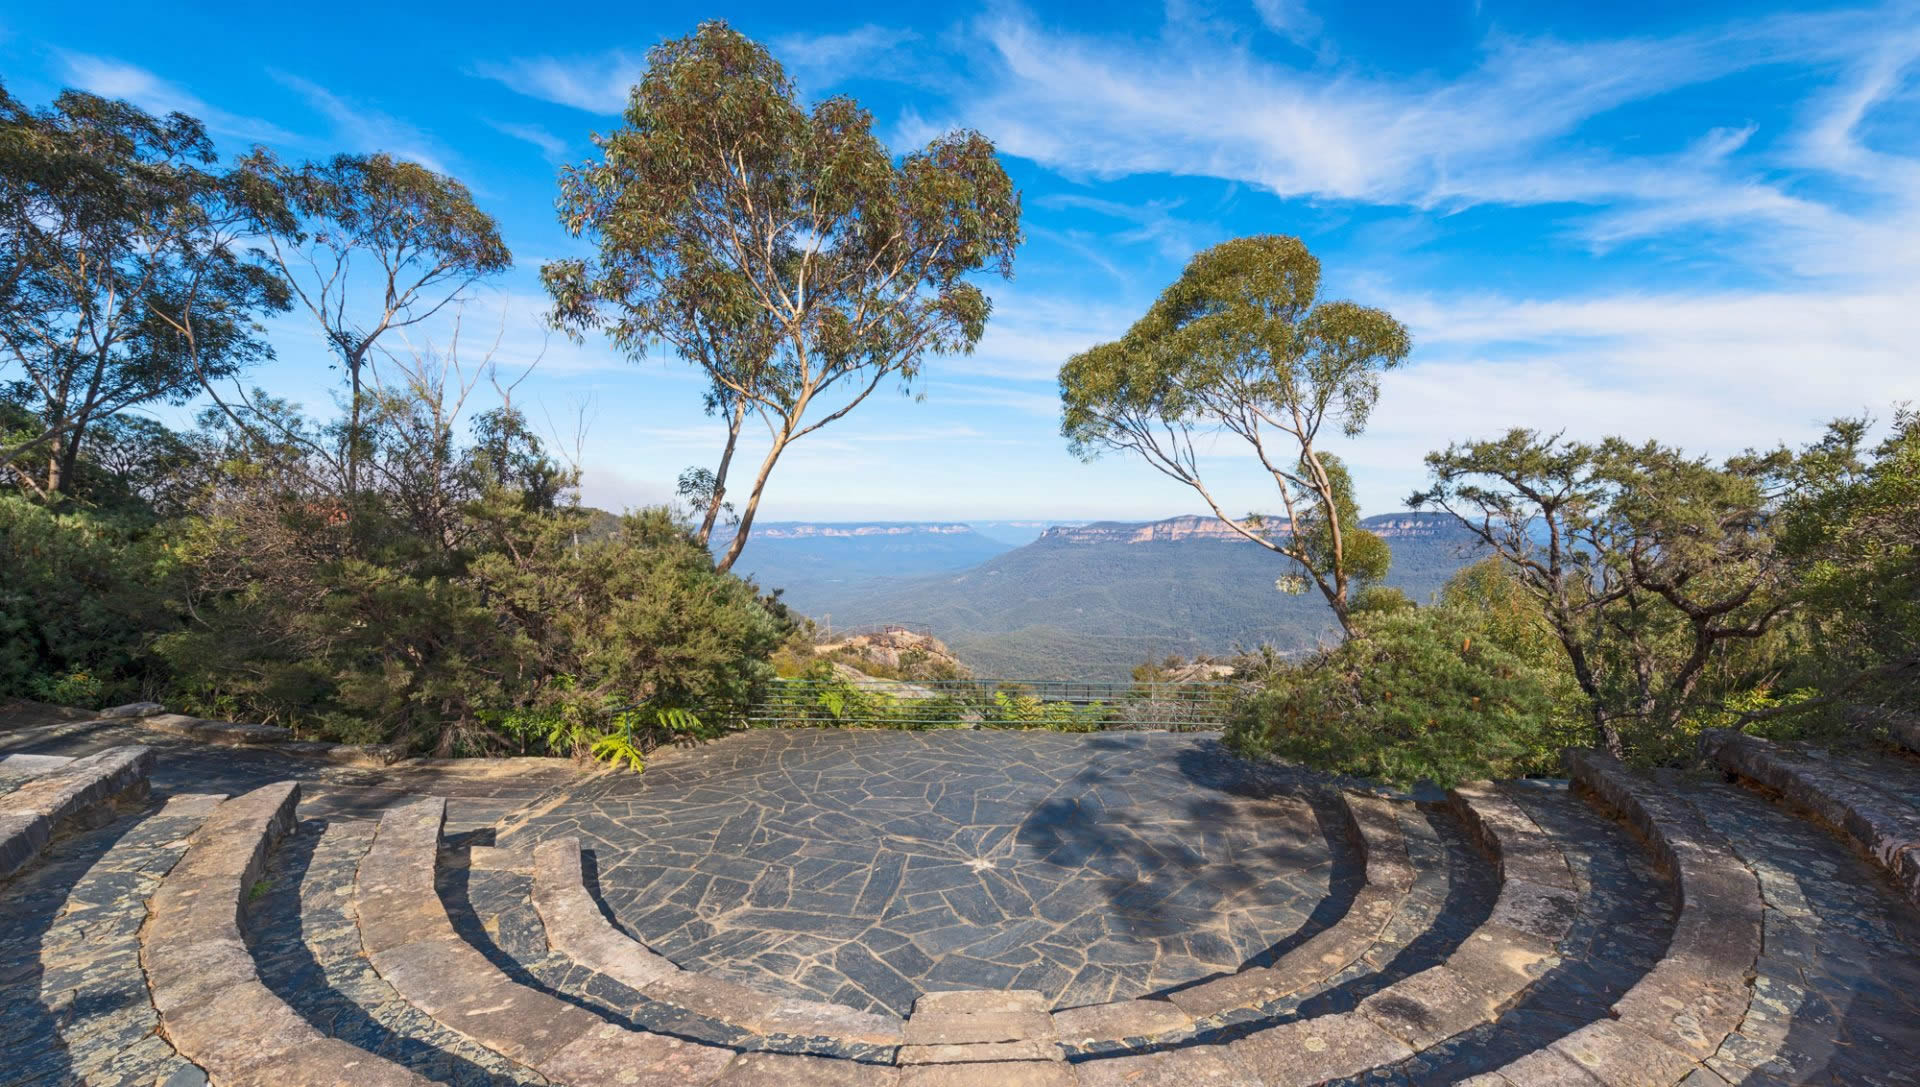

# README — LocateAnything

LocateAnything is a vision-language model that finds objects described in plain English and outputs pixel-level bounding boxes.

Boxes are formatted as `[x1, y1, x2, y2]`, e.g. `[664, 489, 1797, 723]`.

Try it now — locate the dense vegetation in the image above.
[4, 28, 1912, 786]
[0, 25, 1020, 767]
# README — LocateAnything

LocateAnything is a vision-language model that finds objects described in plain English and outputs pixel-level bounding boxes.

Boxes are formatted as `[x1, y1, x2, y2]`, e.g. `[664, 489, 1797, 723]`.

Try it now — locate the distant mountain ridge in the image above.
[1042, 513, 1472, 546]
[746, 522, 978, 539]
[757, 511, 1489, 680]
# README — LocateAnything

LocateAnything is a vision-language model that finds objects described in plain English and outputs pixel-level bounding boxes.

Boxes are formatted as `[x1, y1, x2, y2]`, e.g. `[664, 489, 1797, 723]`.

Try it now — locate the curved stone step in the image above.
[521, 789, 1426, 1050]
[0, 745, 153, 880]
[1849, 704, 1920, 757]
[357, 796, 766, 1086]
[249, 816, 549, 1085]
[1456, 751, 1767, 1086]
[1704, 729, 1920, 907]
[143, 780, 432, 1086]
[0, 792, 219, 1085]
[1670, 774, 1920, 1085]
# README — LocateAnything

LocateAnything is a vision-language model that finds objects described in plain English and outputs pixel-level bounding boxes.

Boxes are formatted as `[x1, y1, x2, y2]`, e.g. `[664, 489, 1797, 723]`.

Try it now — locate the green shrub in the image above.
[1225, 604, 1573, 787]
[0, 497, 176, 703]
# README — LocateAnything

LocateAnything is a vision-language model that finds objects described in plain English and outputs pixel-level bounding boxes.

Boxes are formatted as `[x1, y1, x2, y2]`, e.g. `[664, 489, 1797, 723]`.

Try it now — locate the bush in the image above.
[1225, 604, 1573, 787]
[0, 497, 176, 704]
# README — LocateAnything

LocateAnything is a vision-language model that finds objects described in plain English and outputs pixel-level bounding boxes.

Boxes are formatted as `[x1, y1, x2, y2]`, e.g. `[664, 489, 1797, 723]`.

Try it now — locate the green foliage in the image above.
[545, 21, 1022, 571]
[155, 362, 783, 757]
[1413, 428, 1804, 761]
[1776, 410, 1919, 708]
[1059, 235, 1411, 637]
[0, 81, 288, 497]
[28, 668, 104, 708]
[0, 496, 174, 702]
[1225, 603, 1570, 787]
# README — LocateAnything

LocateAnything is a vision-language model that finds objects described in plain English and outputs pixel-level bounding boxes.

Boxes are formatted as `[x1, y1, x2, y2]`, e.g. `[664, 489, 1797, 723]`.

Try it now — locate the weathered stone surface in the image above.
[1485, 878, 1581, 945]
[143, 781, 432, 1086]
[1070, 1047, 1256, 1087]
[899, 1062, 1078, 1087]
[1347, 792, 1417, 891]
[897, 1039, 1065, 1064]
[374, 935, 603, 1066]
[905, 1009, 1057, 1044]
[1442, 923, 1560, 1008]
[1164, 965, 1289, 1018]
[532, 837, 684, 988]
[1550, 1019, 1699, 1085]
[716, 1051, 900, 1085]
[143, 713, 293, 747]
[914, 989, 1050, 1016]
[543, 1019, 736, 1086]
[99, 701, 164, 718]
[1048, 998, 1192, 1041]
[0, 745, 154, 878]
[1480, 1046, 1605, 1085]
[501, 730, 1336, 1014]
[1451, 783, 1576, 889]
[1356, 964, 1497, 1049]
[1702, 729, 1920, 909]
[1231, 1012, 1415, 1085]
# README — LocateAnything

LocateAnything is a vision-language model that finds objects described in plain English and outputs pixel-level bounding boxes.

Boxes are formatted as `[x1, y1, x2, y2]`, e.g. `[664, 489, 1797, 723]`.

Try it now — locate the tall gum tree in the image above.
[1059, 235, 1410, 640]
[232, 150, 510, 498]
[0, 84, 287, 497]
[544, 21, 1022, 569]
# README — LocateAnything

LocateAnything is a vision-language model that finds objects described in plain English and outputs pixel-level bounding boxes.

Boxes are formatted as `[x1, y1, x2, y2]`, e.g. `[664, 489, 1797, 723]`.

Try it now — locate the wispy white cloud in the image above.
[770, 25, 921, 87]
[1251, 0, 1322, 48]
[471, 52, 643, 114]
[944, 290, 1139, 381]
[485, 118, 570, 162]
[1035, 194, 1216, 260]
[271, 71, 455, 175]
[910, 4, 1917, 256]
[54, 52, 296, 143]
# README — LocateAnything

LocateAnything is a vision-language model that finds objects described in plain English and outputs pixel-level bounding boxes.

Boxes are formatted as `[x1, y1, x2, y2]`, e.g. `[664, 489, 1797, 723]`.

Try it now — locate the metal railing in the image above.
[747, 677, 1245, 732]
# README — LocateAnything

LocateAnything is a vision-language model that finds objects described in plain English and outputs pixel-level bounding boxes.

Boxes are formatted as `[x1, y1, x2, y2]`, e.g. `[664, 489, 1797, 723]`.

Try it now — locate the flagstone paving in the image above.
[493, 729, 1351, 1016]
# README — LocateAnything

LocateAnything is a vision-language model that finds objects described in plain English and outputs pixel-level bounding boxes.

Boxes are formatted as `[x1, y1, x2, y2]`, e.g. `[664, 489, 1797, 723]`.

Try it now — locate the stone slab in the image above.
[897, 1040, 1064, 1065]
[716, 1052, 900, 1086]
[1228, 1011, 1415, 1086]
[905, 1010, 1057, 1045]
[1356, 964, 1498, 1049]
[1550, 1019, 1699, 1086]
[1070, 1047, 1255, 1087]
[900, 1063, 1078, 1087]
[1048, 999, 1193, 1041]
[542, 1020, 737, 1087]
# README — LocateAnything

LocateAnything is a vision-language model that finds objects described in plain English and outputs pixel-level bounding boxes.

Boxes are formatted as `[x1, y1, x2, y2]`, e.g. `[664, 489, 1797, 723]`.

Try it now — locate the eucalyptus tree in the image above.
[1059, 235, 1410, 640]
[544, 21, 1022, 569]
[233, 150, 510, 496]
[1411, 429, 1804, 758]
[0, 83, 287, 498]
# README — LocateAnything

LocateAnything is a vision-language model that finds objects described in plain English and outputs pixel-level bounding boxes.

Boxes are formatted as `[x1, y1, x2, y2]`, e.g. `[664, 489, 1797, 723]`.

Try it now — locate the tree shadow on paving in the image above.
[1016, 736, 1365, 972]
[250, 819, 528, 1085]
[0, 807, 148, 1086]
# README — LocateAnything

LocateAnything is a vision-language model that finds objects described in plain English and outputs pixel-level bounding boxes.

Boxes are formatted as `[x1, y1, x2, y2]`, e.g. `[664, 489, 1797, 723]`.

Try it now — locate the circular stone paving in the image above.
[501, 728, 1348, 1015]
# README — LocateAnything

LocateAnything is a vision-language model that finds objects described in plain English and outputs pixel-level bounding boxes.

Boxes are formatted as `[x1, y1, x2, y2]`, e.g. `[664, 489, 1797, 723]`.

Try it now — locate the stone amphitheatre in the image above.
[1, 700, 1916, 1086]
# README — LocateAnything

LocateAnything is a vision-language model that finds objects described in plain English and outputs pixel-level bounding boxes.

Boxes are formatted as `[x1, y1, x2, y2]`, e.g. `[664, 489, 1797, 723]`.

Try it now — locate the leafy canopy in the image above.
[545, 21, 1022, 570]
[0, 82, 288, 496]
[1060, 235, 1410, 637]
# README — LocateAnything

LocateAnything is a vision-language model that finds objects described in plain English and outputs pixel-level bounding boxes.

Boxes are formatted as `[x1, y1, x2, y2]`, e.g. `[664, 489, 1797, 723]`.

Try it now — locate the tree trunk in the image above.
[716, 434, 788, 573]
[697, 398, 747, 547]
[346, 355, 364, 498]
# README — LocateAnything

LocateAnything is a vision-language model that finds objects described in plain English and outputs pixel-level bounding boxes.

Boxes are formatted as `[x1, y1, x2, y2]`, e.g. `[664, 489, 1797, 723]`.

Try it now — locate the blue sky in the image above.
[3, 0, 1916, 522]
